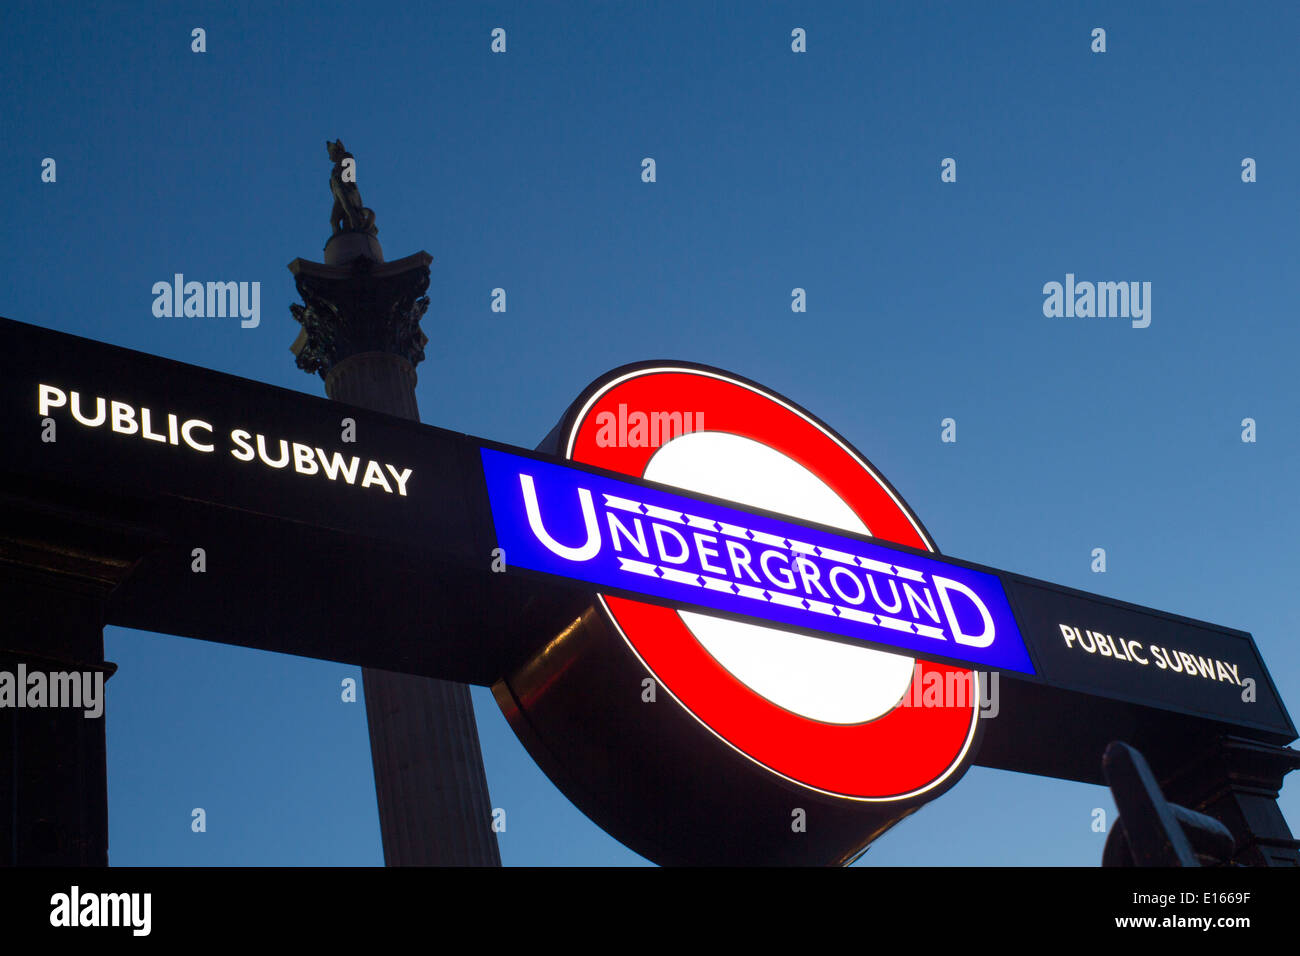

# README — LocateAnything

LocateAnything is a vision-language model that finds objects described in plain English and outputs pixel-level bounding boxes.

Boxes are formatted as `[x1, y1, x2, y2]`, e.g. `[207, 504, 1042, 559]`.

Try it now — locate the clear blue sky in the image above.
[3, 1, 1297, 865]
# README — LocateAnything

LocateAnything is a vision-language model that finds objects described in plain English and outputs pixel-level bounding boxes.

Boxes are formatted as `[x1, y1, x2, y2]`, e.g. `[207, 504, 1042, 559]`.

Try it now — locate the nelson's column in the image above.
[288, 141, 500, 866]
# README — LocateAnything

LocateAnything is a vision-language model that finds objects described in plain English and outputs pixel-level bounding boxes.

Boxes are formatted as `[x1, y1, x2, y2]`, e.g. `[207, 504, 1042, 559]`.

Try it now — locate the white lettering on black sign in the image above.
[38, 383, 414, 497]
[1057, 623, 1244, 685]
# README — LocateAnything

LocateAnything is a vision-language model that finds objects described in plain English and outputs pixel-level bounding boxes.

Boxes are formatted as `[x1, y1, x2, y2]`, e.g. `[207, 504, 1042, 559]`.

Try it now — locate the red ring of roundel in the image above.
[568, 369, 978, 801]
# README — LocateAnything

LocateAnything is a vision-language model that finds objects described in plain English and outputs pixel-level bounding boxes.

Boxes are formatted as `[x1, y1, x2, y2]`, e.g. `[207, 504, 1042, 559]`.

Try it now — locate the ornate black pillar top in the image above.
[288, 253, 432, 378]
[288, 139, 432, 379]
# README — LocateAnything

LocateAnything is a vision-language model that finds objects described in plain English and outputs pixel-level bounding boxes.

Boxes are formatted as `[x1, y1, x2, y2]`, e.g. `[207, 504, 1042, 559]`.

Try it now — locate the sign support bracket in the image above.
[1159, 735, 1300, 866]
[0, 477, 165, 864]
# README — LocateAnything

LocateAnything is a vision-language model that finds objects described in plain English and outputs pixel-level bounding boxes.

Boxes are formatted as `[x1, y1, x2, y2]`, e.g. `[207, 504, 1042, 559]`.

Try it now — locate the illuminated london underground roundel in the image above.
[491, 363, 985, 865]
[568, 367, 981, 800]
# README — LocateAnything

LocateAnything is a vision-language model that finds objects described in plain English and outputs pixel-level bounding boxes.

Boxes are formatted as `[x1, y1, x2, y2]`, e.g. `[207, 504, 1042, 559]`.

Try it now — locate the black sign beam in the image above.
[1, 315, 1295, 863]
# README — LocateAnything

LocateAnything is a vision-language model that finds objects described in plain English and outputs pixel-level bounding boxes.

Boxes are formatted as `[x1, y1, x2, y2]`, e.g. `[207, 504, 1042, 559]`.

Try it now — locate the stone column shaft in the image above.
[291, 251, 501, 866]
[325, 352, 500, 866]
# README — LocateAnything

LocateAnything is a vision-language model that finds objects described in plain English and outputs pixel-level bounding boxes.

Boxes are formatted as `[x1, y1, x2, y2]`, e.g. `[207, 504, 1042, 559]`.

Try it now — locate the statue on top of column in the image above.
[327, 139, 378, 237]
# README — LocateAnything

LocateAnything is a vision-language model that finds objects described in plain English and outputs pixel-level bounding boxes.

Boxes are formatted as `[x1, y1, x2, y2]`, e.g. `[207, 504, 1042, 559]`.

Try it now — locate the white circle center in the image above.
[643, 431, 916, 724]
